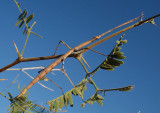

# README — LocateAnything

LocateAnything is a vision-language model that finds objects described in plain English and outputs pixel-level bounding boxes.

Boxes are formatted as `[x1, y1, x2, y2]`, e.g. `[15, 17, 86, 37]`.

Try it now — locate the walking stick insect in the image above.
[1, 2, 160, 112]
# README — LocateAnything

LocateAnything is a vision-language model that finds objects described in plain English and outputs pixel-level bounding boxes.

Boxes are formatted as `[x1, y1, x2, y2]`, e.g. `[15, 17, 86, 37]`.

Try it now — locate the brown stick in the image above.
[0, 54, 75, 72]
[17, 37, 99, 98]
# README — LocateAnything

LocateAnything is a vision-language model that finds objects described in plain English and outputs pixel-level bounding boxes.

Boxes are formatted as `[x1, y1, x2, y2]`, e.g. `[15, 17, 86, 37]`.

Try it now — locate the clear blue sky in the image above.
[0, 0, 160, 113]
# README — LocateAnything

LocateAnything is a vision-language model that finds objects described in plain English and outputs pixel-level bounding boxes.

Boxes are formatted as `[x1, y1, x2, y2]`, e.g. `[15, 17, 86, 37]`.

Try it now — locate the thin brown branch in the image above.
[0, 54, 75, 72]
[0, 58, 20, 72]
[2, 74, 19, 92]
[21, 70, 54, 92]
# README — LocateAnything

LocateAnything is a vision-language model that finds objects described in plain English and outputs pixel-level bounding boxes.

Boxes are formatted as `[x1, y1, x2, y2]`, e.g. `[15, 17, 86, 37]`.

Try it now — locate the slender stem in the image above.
[77, 58, 99, 90]
[77, 58, 89, 74]
[21, 22, 36, 56]
[0, 92, 10, 100]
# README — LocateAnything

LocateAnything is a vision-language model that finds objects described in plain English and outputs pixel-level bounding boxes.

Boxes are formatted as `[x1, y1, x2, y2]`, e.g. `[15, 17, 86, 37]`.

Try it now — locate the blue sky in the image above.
[0, 0, 160, 113]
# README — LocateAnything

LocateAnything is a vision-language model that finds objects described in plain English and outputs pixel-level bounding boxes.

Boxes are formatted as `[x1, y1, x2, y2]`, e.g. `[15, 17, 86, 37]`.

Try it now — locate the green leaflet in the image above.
[83, 85, 87, 91]
[72, 88, 78, 95]
[8, 92, 13, 99]
[96, 94, 104, 100]
[23, 26, 27, 34]
[87, 100, 93, 104]
[19, 14, 34, 28]
[114, 51, 124, 56]
[120, 40, 127, 44]
[80, 103, 85, 108]
[111, 54, 126, 59]
[18, 8, 26, 20]
[96, 100, 103, 106]
[49, 101, 54, 111]
[116, 47, 122, 51]
[23, 26, 30, 36]
[19, 20, 24, 28]
[76, 87, 83, 97]
[54, 99, 59, 113]
[100, 66, 114, 71]
[81, 94, 104, 107]
[107, 58, 124, 66]
[59, 96, 63, 109]
[68, 91, 73, 107]
[15, 19, 23, 26]
[117, 85, 134, 91]
[26, 14, 34, 23]
[64, 93, 68, 107]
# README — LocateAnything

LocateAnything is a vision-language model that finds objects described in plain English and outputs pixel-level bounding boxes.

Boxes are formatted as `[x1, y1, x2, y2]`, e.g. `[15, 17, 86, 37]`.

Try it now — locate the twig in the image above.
[7, 66, 61, 72]
[21, 70, 54, 92]
[2, 74, 19, 93]
[7, 66, 65, 92]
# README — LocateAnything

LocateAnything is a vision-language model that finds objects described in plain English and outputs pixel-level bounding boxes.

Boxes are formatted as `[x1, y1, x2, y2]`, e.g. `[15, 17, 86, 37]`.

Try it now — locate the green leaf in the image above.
[18, 8, 26, 20]
[96, 100, 103, 106]
[15, 19, 23, 26]
[96, 94, 104, 100]
[100, 65, 114, 71]
[72, 88, 78, 95]
[19, 20, 24, 28]
[80, 103, 85, 108]
[83, 85, 87, 91]
[107, 58, 124, 66]
[87, 100, 93, 104]
[54, 99, 59, 113]
[68, 91, 73, 107]
[49, 101, 54, 111]
[64, 94, 68, 107]
[120, 40, 127, 44]
[117, 85, 134, 91]
[26, 14, 34, 23]
[59, 96, 63, 109]
[8, 92, 13, 99]
[116, 47, 122, 51]
[111, 55, 126, 59]
[114, 51, 124, 56]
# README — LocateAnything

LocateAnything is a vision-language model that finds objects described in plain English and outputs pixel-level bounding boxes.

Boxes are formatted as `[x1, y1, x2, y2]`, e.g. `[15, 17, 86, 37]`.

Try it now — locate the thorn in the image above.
[13, 41, 21, 57]
[81, 57, 90, 68]
[141, 11, 144, 21]
[0, 79, 8, 81]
